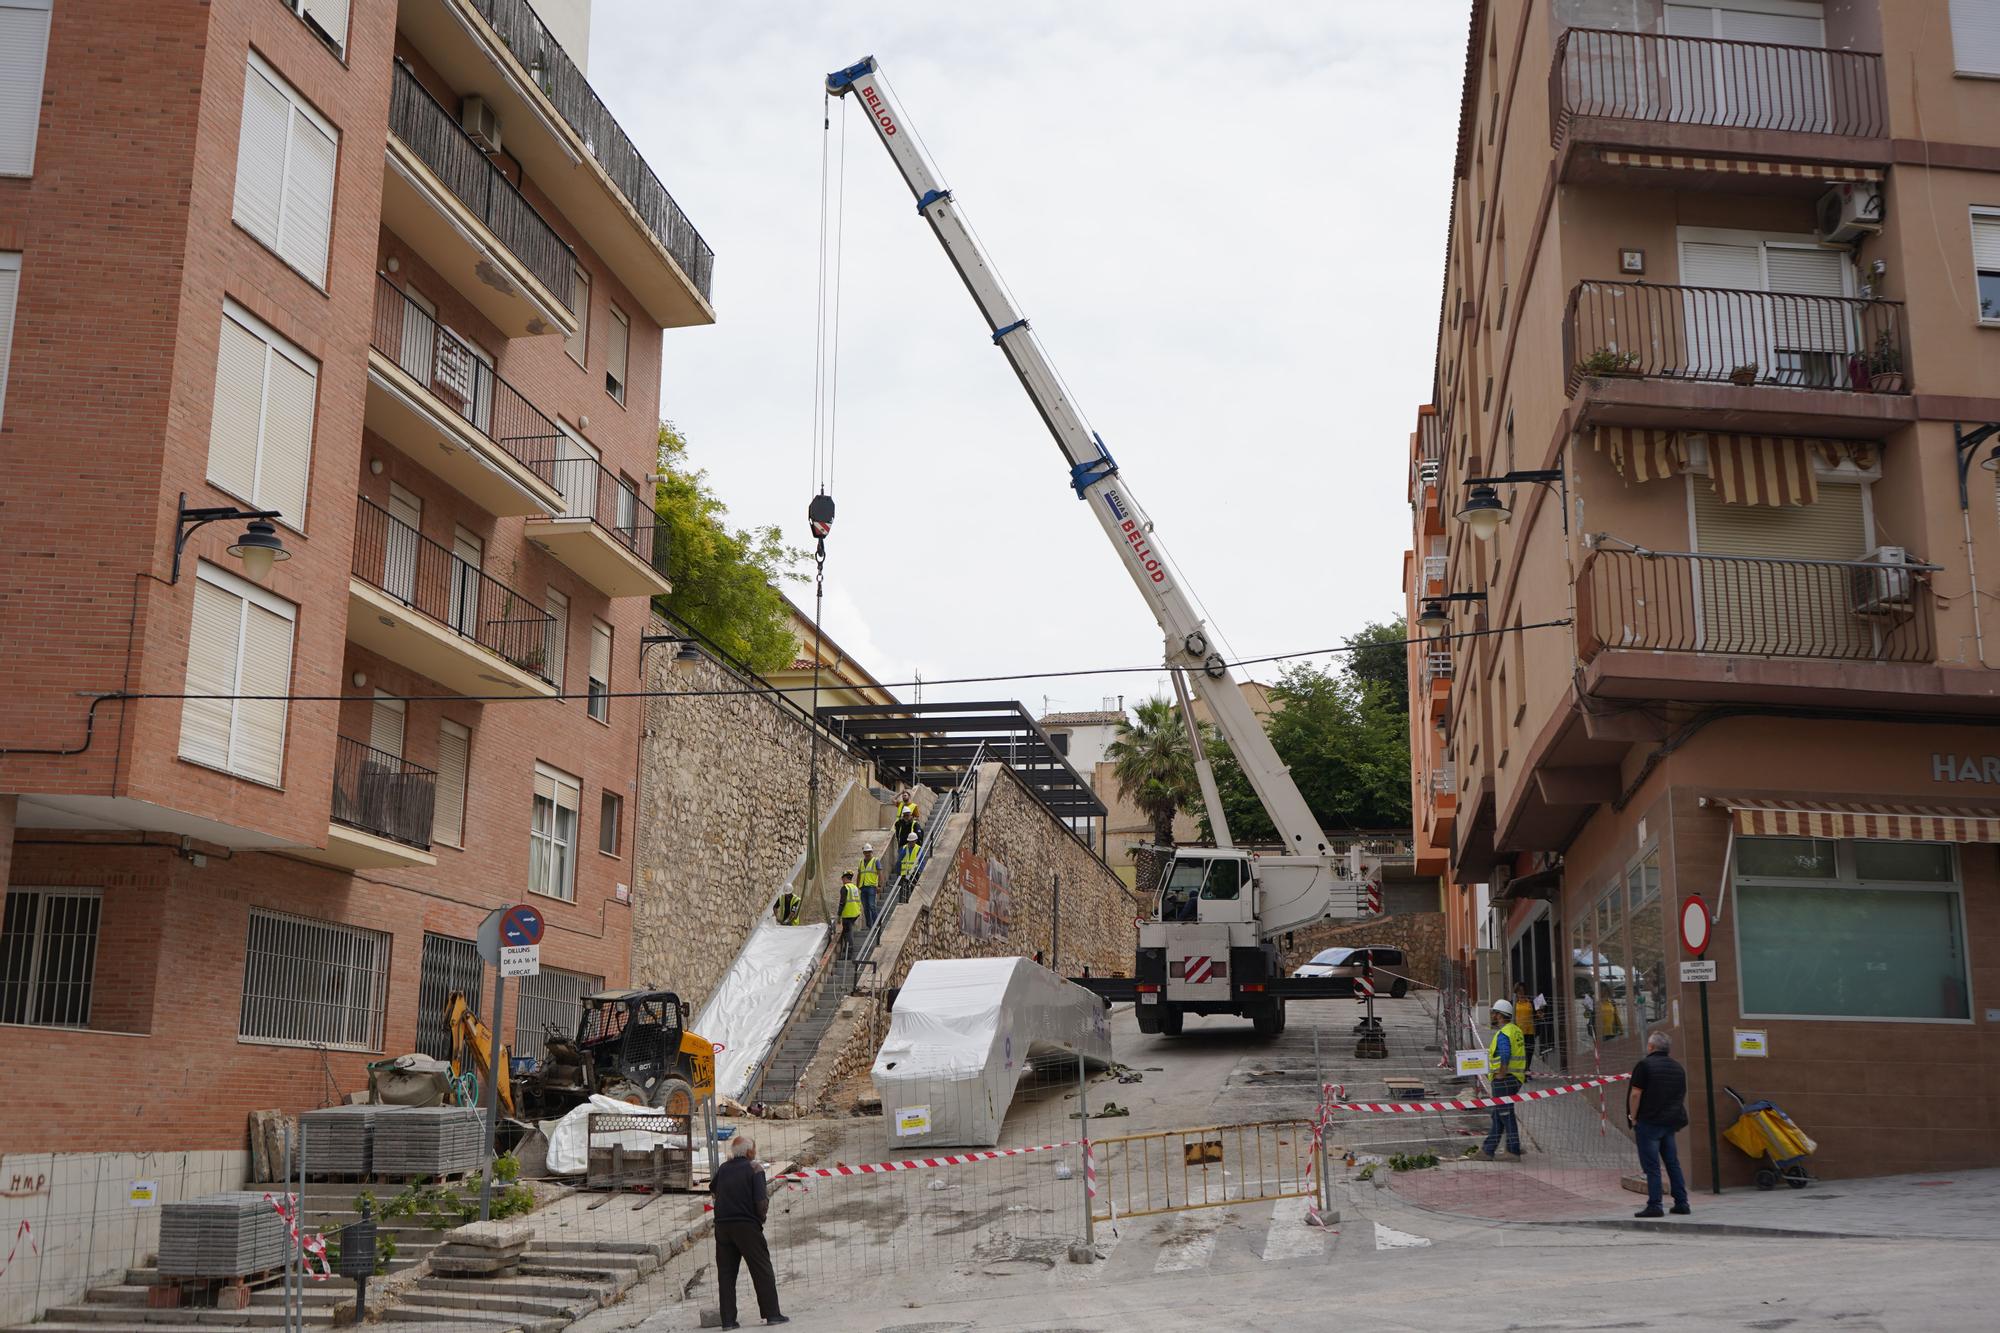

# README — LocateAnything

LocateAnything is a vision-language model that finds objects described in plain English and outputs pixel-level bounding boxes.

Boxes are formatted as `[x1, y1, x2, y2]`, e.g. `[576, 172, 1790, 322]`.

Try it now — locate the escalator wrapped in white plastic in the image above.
[871, 957, 1111, 1148]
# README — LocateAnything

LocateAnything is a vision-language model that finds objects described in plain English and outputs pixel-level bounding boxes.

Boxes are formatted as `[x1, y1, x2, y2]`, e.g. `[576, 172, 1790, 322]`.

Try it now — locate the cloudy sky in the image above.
[590, 1, 1469, 714]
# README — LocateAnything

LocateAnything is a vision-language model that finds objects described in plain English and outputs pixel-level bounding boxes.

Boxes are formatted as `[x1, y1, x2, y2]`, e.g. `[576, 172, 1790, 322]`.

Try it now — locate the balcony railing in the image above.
[1431, 764, 1456, 795]
[372, 276, 565, 485]
[389, 59, 576, 310]
[1564, 280, 1906, 396]
[468, 0, 715, 302]
[331, 736, 438, 849]
[1422, 555, 1447, 584]
[352, 495, 557, 680]
[542, 453, 665, 570]
[1582, 548, 1938, 663]
[1424, 650, 1454, 682]
[1551, 28, 1885, 147]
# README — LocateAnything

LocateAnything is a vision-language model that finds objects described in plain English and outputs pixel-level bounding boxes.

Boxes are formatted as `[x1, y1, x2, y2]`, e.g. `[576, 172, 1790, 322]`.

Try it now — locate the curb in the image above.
[1551, 1216, 1994, 1243]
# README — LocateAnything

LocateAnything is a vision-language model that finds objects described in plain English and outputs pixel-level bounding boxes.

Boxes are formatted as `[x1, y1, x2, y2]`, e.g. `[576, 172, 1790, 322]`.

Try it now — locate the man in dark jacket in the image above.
[1627, 1030, 1692, 1218]
[710, 1135, 787, 1328]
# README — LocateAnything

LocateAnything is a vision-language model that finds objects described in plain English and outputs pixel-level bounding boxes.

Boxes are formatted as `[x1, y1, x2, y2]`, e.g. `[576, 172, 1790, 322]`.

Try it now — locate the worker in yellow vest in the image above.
[856, 843, 883, 928]
[1480, 998, 1529, 1160]
[772, 889, 802, 926]
[838, 872, 862, 957]
[897, 831, 922, 901]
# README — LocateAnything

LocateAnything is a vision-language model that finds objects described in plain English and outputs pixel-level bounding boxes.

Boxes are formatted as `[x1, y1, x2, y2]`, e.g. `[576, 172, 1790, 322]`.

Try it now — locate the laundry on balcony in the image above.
[1593, 151, 1881, 184]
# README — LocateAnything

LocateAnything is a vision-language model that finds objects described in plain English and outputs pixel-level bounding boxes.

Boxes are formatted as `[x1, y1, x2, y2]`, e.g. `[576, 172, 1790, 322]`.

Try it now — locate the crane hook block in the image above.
[809, 492, 836, 539]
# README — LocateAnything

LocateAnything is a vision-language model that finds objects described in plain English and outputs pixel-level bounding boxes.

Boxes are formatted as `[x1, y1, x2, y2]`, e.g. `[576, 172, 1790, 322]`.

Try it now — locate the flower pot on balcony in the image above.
[1729, 364, 1759, 387]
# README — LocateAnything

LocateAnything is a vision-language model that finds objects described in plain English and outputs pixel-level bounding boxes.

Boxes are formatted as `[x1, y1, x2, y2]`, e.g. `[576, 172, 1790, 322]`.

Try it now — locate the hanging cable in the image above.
[826, 94, 849, 490]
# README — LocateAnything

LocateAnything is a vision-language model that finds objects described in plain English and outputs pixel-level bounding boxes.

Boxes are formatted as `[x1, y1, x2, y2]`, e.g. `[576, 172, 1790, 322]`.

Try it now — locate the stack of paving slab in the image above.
[299, 1103, 387, 1176]
[372, 1105, 486, 1176]
[157, 1192, 290, 1278]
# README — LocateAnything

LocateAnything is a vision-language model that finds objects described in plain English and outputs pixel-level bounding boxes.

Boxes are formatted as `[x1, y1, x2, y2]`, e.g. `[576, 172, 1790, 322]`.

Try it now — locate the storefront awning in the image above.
[1596, 150, 1882, 184]
[1717, 796, 2000, 844]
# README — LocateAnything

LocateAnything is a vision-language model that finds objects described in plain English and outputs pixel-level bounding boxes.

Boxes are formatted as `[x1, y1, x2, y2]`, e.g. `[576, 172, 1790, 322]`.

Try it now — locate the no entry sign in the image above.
[1679, 894, 1712, 956]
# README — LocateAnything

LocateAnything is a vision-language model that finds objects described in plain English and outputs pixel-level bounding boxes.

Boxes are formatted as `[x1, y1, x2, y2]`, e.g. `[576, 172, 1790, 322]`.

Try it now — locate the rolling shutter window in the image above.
[0, 252, 18, 430]
[1973, 214, 2000, 320]
[0, 2, 51, 177]
[588, 620, 611, 722]
[369, 693, 406, 759]
[1692, 477, 1868, 559]
[606, 306, 629, 404]
[233, 54, 338, 287]
[1951, 0, 2000, 75]
[207, 303, 317, 529]
[300, 0, 350, 54]
[180, 564, 297, 786]
[545, 588, 569, 691]
[435, 721, 469, 847]
[565, 265, 590, 367]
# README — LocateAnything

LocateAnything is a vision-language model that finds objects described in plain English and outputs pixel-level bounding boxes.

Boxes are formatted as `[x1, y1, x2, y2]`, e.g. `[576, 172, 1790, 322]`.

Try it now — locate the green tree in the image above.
[1105, 697, 1202, 849]
[651, 422, 805, 672]
[1201, 620, 1414, 841]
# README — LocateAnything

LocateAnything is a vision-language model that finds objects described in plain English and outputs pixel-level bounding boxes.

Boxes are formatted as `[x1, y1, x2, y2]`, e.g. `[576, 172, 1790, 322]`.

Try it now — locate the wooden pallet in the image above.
[151, 1263, 286, 1311]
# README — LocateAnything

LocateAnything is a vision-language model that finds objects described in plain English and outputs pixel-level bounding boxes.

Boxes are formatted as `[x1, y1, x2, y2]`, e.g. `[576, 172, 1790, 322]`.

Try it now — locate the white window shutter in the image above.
[180, 579, 239, 770]
[590, 622, 611, 685]
[1973, 215, 2000, 270]
[259, 348, 316, 525]
[232, 602, 294, 786]
[234, 62, 290, 252]
[546, 590, 568, 689]
[280, 112, 337, 285]
[301, 0, 350, 53]
[0, 255, 19, 429]
[435, 721, 469, 846]
[607, 308, 629, 400]
[565, 265, 590, 365]
[207, 316, 268, 506]
[369, 694, 406, 759]
[1951, 0, 2000, 75]
[1763, 246, 1846, 297]
[0, 2, 50, 177]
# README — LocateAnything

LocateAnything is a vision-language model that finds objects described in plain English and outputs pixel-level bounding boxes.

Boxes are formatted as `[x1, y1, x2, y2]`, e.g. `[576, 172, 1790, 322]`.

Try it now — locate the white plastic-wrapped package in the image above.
[692, 918, 828, 1105]
[870, 957, 1111, 1148]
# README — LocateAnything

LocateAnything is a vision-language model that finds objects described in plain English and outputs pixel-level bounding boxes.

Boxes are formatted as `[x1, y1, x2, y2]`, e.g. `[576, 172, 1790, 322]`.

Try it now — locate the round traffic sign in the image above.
[1679, 894, 1711, 956]
[501, 903, 545, 947]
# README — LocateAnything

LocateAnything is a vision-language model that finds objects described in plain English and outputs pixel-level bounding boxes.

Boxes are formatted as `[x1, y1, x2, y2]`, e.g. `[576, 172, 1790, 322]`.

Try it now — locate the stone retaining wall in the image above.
[1279, 911, 1446, 988]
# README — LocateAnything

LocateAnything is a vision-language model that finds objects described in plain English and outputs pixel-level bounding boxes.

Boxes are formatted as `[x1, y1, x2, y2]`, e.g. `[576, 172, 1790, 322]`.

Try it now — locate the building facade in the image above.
[1410, 0, 2000, 1181]
[0, 0, 712, 1152]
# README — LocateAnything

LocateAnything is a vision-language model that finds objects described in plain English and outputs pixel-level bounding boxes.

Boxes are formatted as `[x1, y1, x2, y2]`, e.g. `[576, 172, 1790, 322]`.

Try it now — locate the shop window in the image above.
[1735, 838, 1970, 1021]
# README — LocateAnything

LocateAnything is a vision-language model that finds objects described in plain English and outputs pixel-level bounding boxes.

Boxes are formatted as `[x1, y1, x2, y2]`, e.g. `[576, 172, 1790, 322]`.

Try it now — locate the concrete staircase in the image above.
[753, 956, 860, 1105]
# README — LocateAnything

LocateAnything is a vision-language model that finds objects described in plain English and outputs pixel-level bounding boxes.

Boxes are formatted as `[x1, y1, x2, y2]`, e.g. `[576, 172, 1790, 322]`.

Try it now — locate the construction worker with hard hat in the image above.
[856, 842, 883, 928]
[838, 872, 862, 957]
[772, 887, 802, 926]
[896, 831, 922, 900]
[1480, 997, 1529, 1160]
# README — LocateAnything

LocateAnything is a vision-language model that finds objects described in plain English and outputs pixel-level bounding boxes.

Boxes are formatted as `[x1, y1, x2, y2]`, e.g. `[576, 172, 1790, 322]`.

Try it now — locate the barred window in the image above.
[414, 932, 483, 1060]
[240, 909, 390, 1050]
[514, 965, 603, 1053]
[0, 888, 100, 1027]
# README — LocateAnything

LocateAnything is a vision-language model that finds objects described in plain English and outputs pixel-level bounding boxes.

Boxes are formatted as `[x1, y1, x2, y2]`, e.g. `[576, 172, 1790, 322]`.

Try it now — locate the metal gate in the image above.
[1089, 1119, 1316, 1222]
[415, 932, 483, 1058]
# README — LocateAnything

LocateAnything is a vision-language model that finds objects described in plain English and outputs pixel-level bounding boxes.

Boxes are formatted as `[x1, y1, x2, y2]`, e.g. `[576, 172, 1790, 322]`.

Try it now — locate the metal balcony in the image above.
[528, 453, 673, 598]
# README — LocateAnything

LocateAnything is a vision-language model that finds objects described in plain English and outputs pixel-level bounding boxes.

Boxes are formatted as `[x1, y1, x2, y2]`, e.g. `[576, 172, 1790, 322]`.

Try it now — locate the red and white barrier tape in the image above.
[0, 1220, 37, 1281]
[1321, 1072, 1630, 1115]
[778, 1140, 1079, 1179]
[263, 1192, 330, 1281]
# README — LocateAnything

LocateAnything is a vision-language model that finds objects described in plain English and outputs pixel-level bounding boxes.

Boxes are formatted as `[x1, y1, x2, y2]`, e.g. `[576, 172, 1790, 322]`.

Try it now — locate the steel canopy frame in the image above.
[817, 700, 1107, 822]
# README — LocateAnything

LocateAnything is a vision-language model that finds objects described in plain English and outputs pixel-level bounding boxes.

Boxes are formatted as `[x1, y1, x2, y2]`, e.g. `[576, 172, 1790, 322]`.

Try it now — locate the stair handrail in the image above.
[853, 744, 986, 964]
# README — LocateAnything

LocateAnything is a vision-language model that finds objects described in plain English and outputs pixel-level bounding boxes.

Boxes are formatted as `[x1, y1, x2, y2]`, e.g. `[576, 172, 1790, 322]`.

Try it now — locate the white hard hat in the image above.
[863, 843, 873, 852]
[906, 832, 919, 842]
[1492, 999, 1517, 1017]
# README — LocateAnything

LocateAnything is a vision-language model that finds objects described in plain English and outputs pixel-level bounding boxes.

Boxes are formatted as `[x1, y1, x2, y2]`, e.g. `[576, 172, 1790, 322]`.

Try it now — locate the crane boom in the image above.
[827, 56, 1330, 858]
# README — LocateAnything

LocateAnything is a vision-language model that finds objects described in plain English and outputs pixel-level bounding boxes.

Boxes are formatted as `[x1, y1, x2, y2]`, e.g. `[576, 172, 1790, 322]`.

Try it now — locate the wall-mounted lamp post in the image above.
[173, 492, 289, 583]
[1416, 591, 1488, 640]
[1456, 467, 1568, 541]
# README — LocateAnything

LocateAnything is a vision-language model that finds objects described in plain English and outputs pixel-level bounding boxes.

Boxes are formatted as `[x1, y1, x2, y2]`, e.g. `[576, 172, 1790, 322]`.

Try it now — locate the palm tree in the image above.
[1105, 697, 1199, 850]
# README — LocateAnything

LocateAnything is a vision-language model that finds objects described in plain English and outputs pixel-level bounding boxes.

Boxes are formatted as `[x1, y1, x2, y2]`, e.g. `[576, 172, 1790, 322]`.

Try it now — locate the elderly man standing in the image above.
[710, 1135, 787, 1328]
[1628, 1030, 1693, 1219]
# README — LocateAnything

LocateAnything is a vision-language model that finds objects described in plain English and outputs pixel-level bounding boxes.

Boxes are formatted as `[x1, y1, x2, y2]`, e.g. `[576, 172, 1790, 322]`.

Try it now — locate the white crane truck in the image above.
[829, 56, 1381, 1037]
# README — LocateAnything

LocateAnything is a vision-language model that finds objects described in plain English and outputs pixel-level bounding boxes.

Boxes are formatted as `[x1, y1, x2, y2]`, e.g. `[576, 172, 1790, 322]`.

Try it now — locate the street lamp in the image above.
[1455, 467, 1568, 540]
[1417, 592, 1487, 640]
[172, 493, 290, 584]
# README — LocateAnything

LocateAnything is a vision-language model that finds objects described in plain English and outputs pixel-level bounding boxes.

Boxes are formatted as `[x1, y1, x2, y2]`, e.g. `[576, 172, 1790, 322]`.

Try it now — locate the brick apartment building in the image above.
[1407, 0, 2000, 1181]
[0, 0, 712, 1151]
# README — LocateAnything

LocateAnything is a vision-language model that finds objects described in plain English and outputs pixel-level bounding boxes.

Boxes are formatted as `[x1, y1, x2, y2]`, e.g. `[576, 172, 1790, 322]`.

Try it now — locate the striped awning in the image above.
[1705, 436, 1878, 506]
[1598, 150, 1882, 183]
[1592, 425, 1685, 483]
[1720, 796, 2000, 844]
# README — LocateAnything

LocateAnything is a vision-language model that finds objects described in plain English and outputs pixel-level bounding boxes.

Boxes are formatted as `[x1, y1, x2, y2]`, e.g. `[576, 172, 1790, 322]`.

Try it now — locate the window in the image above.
[588, 619, 612, 722]
[530, 762, 581, 901]
[414, 932, 481, 1059]
[515, 965, 602, 1051]
[232, 52, 338, 286]
[207, 300, 317, 525]
[0, 1, 50, 177]
[545, 588, 569, 691]
[1951, 0, 2000, 76]
[599, 789, 622, 856]
[0, 252, 17, 429]
[1, 888, 100, 1028]
[606, 304, 629, 404]
[1973, 211, 2000, 323]
[1735, 838, 1970, 1021]
[369, 691, 405, 758]
[180, 563, 296, 787]
[434, 720, 469, 847]
[240, 909, 389, 1049]
[285, 0, 350, 57]
[565, 263, 590, 366]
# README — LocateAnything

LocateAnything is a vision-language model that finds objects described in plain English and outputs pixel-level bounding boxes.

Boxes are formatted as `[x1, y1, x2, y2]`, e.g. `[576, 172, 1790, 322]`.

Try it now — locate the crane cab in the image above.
[1154, 849, 1255, 928]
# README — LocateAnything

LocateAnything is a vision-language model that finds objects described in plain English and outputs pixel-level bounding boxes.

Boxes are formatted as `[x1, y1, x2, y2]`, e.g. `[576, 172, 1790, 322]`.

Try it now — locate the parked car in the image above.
[1290, 946, 1410, 997]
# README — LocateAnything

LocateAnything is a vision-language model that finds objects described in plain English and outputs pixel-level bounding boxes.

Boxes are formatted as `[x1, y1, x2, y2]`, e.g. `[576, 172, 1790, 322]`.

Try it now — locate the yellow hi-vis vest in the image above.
[899, 843, 921, 878]
[1488, 1021, 1528, 1083]
[840, 882, 862, 920]
[774, 892, 801, 925]
[857, 856, 881, 888]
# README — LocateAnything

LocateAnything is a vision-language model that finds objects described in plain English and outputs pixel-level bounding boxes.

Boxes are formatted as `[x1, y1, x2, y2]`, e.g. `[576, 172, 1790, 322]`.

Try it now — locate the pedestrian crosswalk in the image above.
[1056, 1193, 1413, 1286]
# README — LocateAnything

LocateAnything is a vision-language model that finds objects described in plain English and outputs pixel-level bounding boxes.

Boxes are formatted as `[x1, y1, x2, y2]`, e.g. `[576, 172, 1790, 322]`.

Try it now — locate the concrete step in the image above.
[423, 1276, 611, 1301]
[38, 1308, 334, 1329]
[514, 1255, 656, 1281]
[84, 1286, 156, 1307]
[397, 1289, 593, 1320]
[380, 1306, 531, 1331]
[529, 1241, 662, 1257]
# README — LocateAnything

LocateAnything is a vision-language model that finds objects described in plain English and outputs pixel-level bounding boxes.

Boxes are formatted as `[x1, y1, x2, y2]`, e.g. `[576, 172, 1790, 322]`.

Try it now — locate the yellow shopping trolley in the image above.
[1722, 1085, 1815, 1190]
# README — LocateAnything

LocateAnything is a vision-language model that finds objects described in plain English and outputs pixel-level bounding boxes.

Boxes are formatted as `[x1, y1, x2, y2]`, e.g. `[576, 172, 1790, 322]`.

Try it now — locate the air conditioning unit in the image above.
[460, 96, 502, 154]
[1851, 545, 1913, 615]
[1817, 182, 1882, 242]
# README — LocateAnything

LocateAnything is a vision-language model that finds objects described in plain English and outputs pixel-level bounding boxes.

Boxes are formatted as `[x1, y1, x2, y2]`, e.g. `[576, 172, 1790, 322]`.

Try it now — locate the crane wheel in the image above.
[1158, 1008, 1184, 1037]
[1252, 998, 1287, 1037]
[652, 1076, 696, 1117]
